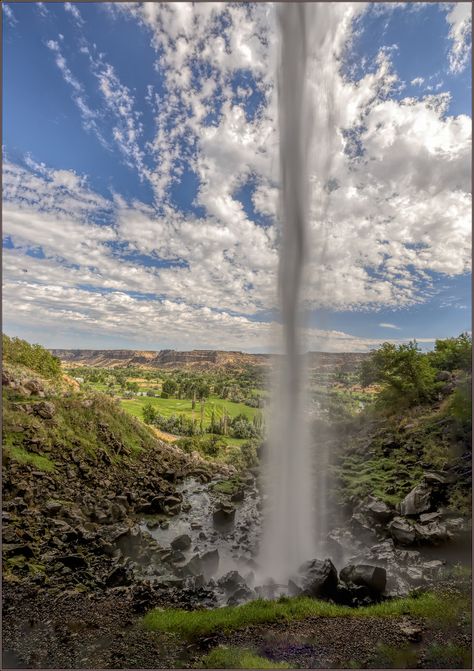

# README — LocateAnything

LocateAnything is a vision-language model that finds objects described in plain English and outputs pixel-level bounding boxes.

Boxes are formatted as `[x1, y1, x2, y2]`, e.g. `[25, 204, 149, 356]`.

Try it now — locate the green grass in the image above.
[120, 394, 258, 425]
[142, 592, 467, 639]
[7, 446, 56, 472]
[199, 646, 290, 669]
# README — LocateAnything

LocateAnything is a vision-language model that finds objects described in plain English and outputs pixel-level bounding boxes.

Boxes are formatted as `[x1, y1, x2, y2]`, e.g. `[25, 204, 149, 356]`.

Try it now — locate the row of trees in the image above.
[142, 401, 264, 440]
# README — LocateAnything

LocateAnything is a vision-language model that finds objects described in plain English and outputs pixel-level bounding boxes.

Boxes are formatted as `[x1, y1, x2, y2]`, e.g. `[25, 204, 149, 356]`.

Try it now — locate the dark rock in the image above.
[399, 484, 432, 516]
[170, 534, 192, 551]
[44, 501, 63, 515]
[297, 558, 338, 599]
[33, 401, 56, 420]
[230, 489, 245, 503]
[413, 520, 449, 545]
[217, 570, 246, 594]
[3, 543, 34, 559]
[339, 564, 387, 593]
[227, 585, 253, 606]
[184, 549, 219, 579]
[57, 554, 88, 569]
[105, 564, 132, 588]
[419, 512, 441, 523]
[213, 503, 236, 527]
[435, 371, 451, 382]
[388, 517, 416, 545]
[364, 496, 393, 522]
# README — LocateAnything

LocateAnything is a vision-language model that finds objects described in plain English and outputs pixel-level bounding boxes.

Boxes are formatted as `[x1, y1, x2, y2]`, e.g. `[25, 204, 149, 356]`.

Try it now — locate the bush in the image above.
[3, 334, 61, 379]
[359, 341, 436, 411]
[142, 403, 156, 424]
[161, 391, 169, 399]
[428, 333, 472, 372]
[241, 441, 259, 468]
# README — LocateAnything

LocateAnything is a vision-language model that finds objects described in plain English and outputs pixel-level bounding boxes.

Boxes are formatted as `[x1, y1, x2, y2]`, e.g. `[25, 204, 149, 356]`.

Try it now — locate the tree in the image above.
[359, 341, 436, 410]
[162, 378, 178, 397]
[142, 403, 156, 424]
[428, 333, 472, 372]
[2, 334, 61, 378]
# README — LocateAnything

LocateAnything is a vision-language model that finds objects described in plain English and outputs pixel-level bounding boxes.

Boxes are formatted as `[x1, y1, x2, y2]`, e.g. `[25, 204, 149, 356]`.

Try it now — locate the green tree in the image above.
[428, 333, 472, 372]
[360, 341, 436, 410]
[162, 378, 178, 396]
[2, 334, 61, 378]
[142, 402, 156, 424]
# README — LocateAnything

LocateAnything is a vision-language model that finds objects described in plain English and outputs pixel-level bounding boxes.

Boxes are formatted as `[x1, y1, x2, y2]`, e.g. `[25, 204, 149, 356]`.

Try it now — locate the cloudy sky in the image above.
[3, 2, 471, 352]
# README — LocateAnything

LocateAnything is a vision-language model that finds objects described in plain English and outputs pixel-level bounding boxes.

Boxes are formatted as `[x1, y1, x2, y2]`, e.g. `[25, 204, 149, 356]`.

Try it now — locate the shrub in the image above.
[3, 334, 61, 379]
[429, 333, 472, 372]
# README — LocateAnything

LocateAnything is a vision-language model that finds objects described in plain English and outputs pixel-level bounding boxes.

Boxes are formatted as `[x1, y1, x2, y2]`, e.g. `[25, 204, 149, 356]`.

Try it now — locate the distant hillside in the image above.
[50, 348, 369, 372]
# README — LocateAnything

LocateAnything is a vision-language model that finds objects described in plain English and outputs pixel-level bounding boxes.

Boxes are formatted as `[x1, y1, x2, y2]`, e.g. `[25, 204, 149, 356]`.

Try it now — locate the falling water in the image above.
[258, 3, 335, 584]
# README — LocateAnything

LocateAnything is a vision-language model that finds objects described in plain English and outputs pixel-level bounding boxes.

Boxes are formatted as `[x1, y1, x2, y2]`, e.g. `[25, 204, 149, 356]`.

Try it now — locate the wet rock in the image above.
[388, 516, 416, 545]
[212, 503, 236, 527]
[170, 534, 192, 551]
[339, 564, 386, 593]
[217, 570, 246, 594]
[190, 522, 202, 530]
[227, 585, 253, 606]
[170, 550, 186, 564]
[297, 558, 338, 599]
[230, 489, 245, 503]
[183, 549, 219, 579]
[146, 520, 160, 530]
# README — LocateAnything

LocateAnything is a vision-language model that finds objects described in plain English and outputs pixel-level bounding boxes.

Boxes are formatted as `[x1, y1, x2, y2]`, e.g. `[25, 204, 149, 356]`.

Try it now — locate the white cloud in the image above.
[379, 323, 401, 329]
[445, 2, 472, 73]
[64, 2, 84, 27]
[3, 4, 471, 350]
[410, 76, 425, 86]
[3, 4, 17, 26]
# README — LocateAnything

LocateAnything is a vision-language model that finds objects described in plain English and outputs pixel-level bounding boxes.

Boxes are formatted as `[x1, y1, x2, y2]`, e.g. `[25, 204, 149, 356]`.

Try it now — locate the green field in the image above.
[120, 394, 259, 434]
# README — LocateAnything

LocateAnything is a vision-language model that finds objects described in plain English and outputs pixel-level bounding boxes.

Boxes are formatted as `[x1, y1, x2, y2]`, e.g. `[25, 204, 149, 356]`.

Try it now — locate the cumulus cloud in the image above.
[3, 3, 471, 351]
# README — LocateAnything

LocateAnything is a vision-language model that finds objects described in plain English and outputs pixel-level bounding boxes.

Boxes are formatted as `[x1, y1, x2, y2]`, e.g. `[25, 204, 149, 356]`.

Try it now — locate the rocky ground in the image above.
[2, 364, 472, 669]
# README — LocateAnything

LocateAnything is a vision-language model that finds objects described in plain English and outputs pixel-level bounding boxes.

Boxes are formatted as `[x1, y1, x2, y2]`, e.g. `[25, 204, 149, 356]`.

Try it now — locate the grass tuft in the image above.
[142, 592, 468, 639]
[8, 446, 56, 472]
[199, 646, 290, 669]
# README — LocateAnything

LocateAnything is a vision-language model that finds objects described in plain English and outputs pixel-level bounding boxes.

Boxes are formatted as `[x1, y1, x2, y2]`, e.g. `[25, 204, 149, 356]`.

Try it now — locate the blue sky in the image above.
[2, 2, 471, 352]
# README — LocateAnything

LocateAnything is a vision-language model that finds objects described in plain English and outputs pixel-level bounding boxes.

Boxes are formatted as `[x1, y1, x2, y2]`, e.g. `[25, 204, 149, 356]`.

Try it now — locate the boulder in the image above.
[399, 484, 432, 516]
[227, 585, 253, 606]
[213, 503, 236, 527]
[171, 534, 192, 551]
[297, 558, 338, 599]
[388, 517, 416, 545]
[364, 496, 393, 522]
[183, 549, 219, 579]
[339, 564, 386, 593]
[413, 520, 449, 545]
[57, 554, 88, 569]
[217, 570, 246, 594]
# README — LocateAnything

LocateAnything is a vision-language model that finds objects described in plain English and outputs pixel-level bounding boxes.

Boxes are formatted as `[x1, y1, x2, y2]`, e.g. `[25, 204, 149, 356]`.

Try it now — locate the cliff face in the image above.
[50, 348, 369, 371]
[50, 348, 271, 370]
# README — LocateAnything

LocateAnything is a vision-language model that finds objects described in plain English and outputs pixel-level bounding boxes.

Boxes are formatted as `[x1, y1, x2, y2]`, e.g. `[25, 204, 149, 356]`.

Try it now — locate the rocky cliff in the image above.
[50, 348, 368, 371]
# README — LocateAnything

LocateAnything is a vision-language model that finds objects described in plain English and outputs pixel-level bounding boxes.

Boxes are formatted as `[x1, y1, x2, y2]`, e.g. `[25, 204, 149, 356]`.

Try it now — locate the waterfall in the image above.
[258, 2, 338, 584]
